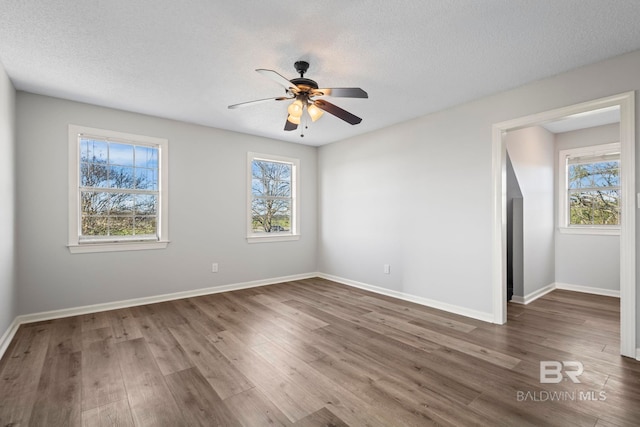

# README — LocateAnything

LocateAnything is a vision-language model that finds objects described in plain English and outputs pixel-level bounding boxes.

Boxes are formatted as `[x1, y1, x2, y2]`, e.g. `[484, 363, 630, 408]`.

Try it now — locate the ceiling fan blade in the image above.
[256, 69, 299, 92]
[284, 116, 298, 131]
[228, 96, 290, 109]
[313, 99, 362, 125]
[314, 87, 368, 98]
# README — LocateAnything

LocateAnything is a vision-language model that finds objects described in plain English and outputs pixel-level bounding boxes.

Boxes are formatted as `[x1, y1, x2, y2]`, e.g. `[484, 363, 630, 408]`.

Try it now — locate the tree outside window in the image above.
[80, 138, 159, 239]
[559, 142, 620, 233]
[251, 159, 292, 233]
[568, 160, 619, 225]
[68, 125, 168, 253]
[247, 153, 299, 242]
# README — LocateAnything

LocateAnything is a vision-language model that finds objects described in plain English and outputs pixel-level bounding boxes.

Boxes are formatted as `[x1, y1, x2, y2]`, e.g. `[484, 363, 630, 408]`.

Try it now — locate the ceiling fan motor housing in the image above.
[291, 61, 318, 93]
[294, 60, 310, 77]
[290, 78, 318, 90]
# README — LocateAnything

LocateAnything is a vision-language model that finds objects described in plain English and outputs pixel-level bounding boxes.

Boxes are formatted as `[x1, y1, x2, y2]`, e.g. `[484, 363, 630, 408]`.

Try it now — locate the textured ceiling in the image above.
[2, 1, 640, 146]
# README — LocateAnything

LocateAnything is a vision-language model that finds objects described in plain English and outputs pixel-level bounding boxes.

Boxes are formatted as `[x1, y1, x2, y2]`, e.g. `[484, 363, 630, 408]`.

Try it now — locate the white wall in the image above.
[506, 126, 556, 297]
[319, 106, 495, 315]
[555, 123, 620, 291]
[318, 49, 640, 333]
[15, 93, 317, 315]
[0, 61, 16, 338]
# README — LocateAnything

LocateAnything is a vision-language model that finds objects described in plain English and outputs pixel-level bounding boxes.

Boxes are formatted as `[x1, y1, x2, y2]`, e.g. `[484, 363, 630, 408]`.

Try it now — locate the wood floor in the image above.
[1, 278, 639, 426]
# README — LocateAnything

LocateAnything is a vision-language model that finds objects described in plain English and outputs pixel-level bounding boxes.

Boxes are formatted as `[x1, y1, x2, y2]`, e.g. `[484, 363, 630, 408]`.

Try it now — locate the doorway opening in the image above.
[491, 92, 636, 358]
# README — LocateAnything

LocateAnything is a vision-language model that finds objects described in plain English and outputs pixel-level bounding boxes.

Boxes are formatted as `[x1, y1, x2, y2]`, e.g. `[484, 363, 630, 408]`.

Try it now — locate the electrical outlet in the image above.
[212, 263, 219, 273]
[383, 264, 391, 274]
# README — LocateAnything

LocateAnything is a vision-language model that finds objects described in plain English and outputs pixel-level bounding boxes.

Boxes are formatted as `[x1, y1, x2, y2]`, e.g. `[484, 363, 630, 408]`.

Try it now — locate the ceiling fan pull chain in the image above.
[300, 109, 309, 138]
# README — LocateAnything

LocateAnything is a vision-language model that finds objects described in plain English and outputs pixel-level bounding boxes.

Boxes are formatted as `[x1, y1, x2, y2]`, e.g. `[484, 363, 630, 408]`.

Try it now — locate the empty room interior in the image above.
[2, 2, 640, 426]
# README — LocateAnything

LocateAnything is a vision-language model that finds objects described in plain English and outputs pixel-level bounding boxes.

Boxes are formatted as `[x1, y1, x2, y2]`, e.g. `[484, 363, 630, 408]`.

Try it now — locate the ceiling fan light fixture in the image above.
[287, 114, 300, 125]
[229, 61, 367, 133]
[287, 99, 304, 118]
[307, 103, 324, 122]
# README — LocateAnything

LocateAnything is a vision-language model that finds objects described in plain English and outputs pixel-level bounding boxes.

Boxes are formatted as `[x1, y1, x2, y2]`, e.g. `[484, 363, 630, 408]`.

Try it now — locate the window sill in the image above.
[558, 227, 620, 236]
[247, 234, 300, 244]
[68, 240, 170, 253]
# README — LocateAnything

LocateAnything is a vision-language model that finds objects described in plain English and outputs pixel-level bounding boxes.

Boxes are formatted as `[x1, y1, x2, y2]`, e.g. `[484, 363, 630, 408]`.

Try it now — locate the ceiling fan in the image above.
[228, 61, 368, 135]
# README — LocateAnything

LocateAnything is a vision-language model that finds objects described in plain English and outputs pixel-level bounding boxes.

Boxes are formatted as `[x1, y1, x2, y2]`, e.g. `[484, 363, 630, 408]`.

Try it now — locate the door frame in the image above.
[491, 91, 636, 358]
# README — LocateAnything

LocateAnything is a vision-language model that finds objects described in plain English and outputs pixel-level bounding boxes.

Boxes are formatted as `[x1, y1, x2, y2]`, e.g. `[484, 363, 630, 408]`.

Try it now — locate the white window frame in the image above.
[558, 142, 620, 235]
[247, 152, 300, 243]
[68, 124, 169, 253]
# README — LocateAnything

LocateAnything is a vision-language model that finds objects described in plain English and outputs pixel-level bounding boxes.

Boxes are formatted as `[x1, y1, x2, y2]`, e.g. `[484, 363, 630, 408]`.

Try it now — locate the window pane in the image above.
[271, 179, 291, 197]
[590, 172, 619, 187]
[135, 146, 159, 168]
[109, 165, 134, 189]
[82, 215, 108, 236]
[251, 161, 264, 180]
[569, 189, 619, 225]
[569, 205, 593, 225]
[272, 202, 291, 232]
[82, 139, 108, 163]
[568, 165, 590, 189]
[81, 163, 108, 188]
[135, 194, 157, 215]
[569, 161, 619, 189]
[109, 143, 134, 166]
[135, 168, 158, 190]
[110, 194, 134, 215]
[134, 216, 157, 235]
[252, 178, 265, 196]
[252, 160, 291, 197]
[251, 198, 291, 233]
[252, 198, 268, 215]
[109, 216, 134, 235]
[277, 164, 291, 180]
[80, 192, 158, 237]
[596, 189, 620, 224]
[81, 191, 110, 215]
[570, 191, 593, 225]
[80, 139, 88, 161]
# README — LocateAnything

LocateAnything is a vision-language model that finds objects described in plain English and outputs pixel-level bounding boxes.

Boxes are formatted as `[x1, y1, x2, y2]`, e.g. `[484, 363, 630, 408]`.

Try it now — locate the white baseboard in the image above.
[0, 317, 21, 361]
[0, 272, 318, 360]
[509, 283, 556, 305]
[554, 282, 620, 298]
[318, 273, 494, 323]
[510, 282, 620, 305]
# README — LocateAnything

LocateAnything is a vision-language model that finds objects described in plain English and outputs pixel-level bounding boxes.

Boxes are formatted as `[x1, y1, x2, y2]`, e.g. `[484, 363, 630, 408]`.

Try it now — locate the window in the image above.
[558, 142, 620, 234]
[247, 152, 299, 243]
[68, 125, 169, 253]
